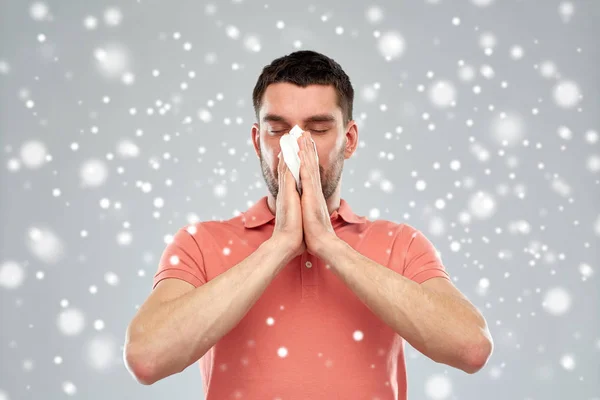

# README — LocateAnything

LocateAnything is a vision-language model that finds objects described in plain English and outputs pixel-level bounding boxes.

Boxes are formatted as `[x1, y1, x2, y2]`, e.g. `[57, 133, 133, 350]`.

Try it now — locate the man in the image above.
[124, 50, 493, 399]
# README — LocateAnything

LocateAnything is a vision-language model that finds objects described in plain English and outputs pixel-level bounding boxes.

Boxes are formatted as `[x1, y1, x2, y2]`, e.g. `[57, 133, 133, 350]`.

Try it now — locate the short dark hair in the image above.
[252, 50, 354, 126]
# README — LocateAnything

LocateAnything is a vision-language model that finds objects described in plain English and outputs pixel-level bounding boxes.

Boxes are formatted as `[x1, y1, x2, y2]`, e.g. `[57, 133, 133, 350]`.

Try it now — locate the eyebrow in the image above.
[262, 113, 336, 124]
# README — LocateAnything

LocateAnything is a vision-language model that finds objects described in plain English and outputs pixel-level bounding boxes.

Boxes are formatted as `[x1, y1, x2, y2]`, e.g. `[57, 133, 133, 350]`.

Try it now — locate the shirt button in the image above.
[305, 261, 312, 268]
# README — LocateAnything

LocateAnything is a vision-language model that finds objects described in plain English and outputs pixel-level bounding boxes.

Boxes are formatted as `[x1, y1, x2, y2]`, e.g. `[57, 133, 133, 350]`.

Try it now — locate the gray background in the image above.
[1, 0, 599, 399]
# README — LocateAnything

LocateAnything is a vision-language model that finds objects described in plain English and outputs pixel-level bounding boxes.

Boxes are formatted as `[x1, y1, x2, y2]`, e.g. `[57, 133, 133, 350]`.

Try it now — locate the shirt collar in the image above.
[242, 195, 366, 229]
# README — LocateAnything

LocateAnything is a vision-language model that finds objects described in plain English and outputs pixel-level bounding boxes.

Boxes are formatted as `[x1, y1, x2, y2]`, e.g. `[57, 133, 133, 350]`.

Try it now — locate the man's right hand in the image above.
[271, 151, 306, 259]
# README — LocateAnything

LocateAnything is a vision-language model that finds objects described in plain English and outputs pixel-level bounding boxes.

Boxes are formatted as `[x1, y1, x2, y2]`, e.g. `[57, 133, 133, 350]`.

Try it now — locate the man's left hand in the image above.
[298, 131, 337, 256]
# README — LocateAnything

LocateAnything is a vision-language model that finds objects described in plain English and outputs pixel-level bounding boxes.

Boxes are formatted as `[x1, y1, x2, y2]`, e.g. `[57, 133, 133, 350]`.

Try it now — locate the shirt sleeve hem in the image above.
[153, 268, 204, 290]
[409, 268, 451, 284]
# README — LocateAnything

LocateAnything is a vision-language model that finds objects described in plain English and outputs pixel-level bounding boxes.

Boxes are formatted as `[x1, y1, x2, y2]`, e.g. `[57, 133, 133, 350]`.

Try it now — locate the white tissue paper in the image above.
[279, 124, 319, 195]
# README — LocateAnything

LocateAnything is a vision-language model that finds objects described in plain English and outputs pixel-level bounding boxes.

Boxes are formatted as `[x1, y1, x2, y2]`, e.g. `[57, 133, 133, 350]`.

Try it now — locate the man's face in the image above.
[252, 83, 351, 201]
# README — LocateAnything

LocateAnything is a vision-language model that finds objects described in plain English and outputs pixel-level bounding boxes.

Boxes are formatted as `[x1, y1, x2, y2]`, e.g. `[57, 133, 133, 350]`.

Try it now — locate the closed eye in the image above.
[272, 129, 328, 134]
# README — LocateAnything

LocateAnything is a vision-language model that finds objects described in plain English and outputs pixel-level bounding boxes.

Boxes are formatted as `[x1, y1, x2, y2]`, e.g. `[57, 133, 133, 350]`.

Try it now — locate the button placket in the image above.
[300, 252, 319, 300]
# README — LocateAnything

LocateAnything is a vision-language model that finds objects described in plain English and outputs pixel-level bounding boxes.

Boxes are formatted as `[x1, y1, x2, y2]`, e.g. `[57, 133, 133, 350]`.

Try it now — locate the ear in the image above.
[252, 123, 261, 158]
[344, 120, 358, 158]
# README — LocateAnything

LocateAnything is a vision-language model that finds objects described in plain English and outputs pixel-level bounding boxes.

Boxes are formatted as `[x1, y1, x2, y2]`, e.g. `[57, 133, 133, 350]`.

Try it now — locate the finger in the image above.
[279, 152, 287, 171]
[279, 153, 295, 187]
[303, 132, 310, 149]
[299, 149, 310, 183]
[277, 153, 281, 172]
[307, 134, 317, 155]
[278, 152, 285, 184]
[300, 132, 308, 152]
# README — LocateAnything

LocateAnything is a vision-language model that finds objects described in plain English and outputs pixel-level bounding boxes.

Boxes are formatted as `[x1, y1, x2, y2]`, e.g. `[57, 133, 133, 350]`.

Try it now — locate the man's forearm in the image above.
[127, 237, 294, 384]
[317, 237, 490, 373]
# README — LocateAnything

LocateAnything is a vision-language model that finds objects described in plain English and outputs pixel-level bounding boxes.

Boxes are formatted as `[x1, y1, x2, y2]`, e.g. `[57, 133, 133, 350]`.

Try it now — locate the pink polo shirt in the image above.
[153, 195, 451, 400]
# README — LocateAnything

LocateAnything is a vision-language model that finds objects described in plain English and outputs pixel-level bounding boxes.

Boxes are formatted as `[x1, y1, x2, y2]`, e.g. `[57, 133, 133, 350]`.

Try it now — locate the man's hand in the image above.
[298, 131, 337, 256]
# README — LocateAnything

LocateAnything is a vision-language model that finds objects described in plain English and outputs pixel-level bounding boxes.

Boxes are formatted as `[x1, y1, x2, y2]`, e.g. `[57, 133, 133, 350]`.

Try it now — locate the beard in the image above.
[259, 141, 345, 201]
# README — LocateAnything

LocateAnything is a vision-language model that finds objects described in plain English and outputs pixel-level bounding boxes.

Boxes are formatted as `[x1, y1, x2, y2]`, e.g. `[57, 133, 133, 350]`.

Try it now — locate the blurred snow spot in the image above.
[226, 25, 240, 39]
[103, 7, 123, 26]
[0, 60, 10, 75]
[198, 108, 212, 122]
[586, 154, 600, 173]
[468, 191, 496, 220]
[470, 142, 490, 162]
[471, 0, 494, 6]
[542, 287, 571, 316]
[85, 334, 119, 371]
[361, 84, 378, 103]
[557, 125, 572, 140]
[553, 80, 581, 108]
[116, 139, 140, 158]
[550, 176, 571, 197]
[479, 32, 497, 50]
[104, 272, 119, 286]
[428, 80, 456, 108]
[117, 231, 133, 246]
[27, 227, 65, 264]
[585, 130, 598, 144]
[353, 330, 364, 341]
[428, 216, 446, 236]
[491, 112, 524, 147]
[214, 183, 227, 198]
[508, 220, 531, 235]
[539, 61, 558, 79]
[510, 45, 524, 60]
[30, 2, 49, 21]
[560, 353, 575, 370]
[277, 347, 288, 357]
[79, 159, 108, 188]
[425, 374, 452, 399]
[205, 3, 217, 15]
[94, 44, 131, 79]
[579, 263, 593, 280]
[20, 140, 48, 169]
[366, 6, 384, 24]
[378, 31, 405, 60]
[57, 308, 85, 336]
[450, 241, 461, 252]
[243, 34, 261, 52]
[480, 64, 495, 79]
[121, 72, 135, 85]
[489, 365, 503, 379]
[0, 261, 25, 289]
[83, 15, 98, 30]
[458, 64, 475, 82]
[62, 381, 77, 396]
[558, 2, 575, 23]
[380, 179, 393, 193]
[476, 277, 490, 296]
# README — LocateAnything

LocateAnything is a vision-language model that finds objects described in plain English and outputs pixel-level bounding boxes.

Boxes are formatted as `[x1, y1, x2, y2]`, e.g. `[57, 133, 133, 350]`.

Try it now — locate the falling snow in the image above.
[0, 1, 598, 399]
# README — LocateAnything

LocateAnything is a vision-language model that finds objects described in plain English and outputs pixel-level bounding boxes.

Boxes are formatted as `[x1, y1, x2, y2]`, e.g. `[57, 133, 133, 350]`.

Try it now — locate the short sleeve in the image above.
[395, 224, 451, 284]
[153, 225, 208, 290]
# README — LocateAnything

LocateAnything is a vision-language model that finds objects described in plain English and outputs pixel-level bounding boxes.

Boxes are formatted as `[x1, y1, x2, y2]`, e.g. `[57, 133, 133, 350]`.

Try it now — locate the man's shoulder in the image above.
[368, 219, 426, 242]
[369, 218, 407, 232]
[169, 217, 244, 247]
